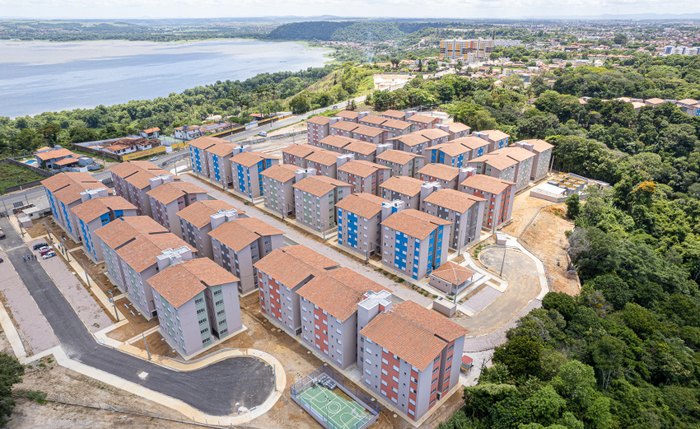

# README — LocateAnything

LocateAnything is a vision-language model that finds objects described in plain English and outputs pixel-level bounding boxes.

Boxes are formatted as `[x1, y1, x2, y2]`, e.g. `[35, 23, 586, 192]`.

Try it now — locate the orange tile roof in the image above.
[230, 151, 278, 168]
[206, 142, 241, 157]
[460, 174, 513, 195]
[423, 189, 484, 213]
[117, 232, 194, 273]
[494, 146, 536, 162]
[352, 124, 385, 138]
[208, 217, 283, 252]
[147, 182, 208, 204]
[407, 114, 440, 124]
[188, 136, 222, 150]
[335, 193, 387, 219]
[254, 245, 339, 288]
[469, 153, 518, 171]
[297, 267, 388, 321]
[260, 164, 300, 183]
[381, 209, 450, 240]
[176, 200, 237, 229]
[419, 128, 449, 140]
[429, 142, 469, 157]
[335, 110, 359, 120]
[148, 259, 239, 308]
[382, 118, 412, 130]
[71, 196, 136, 223]
[35, 148, 76, 161]
[418, 163, 460, 182]
[359, 114, 387, 126]
[94, 216, 168, 249]
[307, 116, 332, 125]
[305, 149, 340, 166]
[376, 149, 420, 165]
[338, 160, 389, 178]
[447, 122, 471, 133]
[293, 175, 349, 197]
[453, 136, 490, 150]
[330, 121, 359, 133]
[283, 144, 316, 158]
[344, 141, 377, 156]
[478, 130, 510, 141]
[431, 261, 475, 286]
[380, 176, 424, 197]
[392, 300, 468, 342]
[319, 135, 354, 150]
[142, 127, 161, 134]
[54, 156, 80, 166]
[518, 139, 553, 153]
[110, 161, 171, 190]
[381, 109, 406, 119]
[41, 172, 105, 205]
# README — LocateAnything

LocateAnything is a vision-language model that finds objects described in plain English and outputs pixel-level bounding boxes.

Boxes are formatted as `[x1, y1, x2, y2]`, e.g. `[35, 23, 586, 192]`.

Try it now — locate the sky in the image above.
[0, 0, 696, 19]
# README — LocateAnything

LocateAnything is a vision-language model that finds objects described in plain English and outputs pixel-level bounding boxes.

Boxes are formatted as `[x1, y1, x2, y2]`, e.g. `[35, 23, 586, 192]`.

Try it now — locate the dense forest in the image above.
[0, 64, 378, 157]
[266, 20, 452, 42]
[364, 57, 700, 429]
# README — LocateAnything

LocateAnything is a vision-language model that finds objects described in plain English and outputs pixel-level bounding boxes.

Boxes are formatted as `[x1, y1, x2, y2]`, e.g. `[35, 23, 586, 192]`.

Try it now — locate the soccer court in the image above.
[297, 385, 371, 429]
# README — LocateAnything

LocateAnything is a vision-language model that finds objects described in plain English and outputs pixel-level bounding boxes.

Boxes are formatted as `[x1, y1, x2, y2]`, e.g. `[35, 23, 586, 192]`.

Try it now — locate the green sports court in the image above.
[296, 384, 373, 429]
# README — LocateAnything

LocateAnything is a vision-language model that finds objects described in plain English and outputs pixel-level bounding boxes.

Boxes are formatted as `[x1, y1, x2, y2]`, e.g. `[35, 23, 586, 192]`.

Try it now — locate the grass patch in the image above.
[0, 162, 45, 194]
[15, 389, 47, 404]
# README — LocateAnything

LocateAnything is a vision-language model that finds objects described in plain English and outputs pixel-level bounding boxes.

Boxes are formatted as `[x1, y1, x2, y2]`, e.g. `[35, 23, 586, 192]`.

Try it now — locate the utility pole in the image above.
[142, 333, 151, 360]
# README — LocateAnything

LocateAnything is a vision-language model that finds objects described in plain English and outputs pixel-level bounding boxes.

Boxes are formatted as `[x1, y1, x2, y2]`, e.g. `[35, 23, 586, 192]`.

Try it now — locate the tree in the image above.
[0, 353, 24, 427]
[288, 93, 311, 114]
[493, 335, 544, 379]
[565, 194, 581, 220]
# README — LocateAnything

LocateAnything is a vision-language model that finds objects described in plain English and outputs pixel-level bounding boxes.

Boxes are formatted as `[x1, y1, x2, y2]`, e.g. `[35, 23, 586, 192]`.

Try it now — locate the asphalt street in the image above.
[0, 217, 274, 416]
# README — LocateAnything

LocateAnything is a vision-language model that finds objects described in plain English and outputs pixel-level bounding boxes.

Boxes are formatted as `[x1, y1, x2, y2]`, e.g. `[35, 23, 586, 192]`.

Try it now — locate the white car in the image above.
[42, 251, 56, 259]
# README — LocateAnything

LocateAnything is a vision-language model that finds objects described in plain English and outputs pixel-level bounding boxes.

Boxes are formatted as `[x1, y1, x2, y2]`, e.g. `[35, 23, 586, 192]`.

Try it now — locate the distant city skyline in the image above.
[0, 0, 698, 20]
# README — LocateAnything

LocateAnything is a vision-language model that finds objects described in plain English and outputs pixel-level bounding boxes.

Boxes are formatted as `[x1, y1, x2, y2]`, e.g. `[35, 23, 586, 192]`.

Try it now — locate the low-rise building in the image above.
[209, 217, 284, 294]
[422, 189, 485, 250]
[358, 300, 466, 421]
[406, 113, 441, 130]
[282, 144, 317, 168]
[297, 268, 388, 369]
[35, 147, 79, 170]
[437, 122, 471, 140]
[375, 150, 424, 177]
[110, 161, 173, 217]
[255, 245, 340, 335]
[148, 258, 243, 357]
[491, 147, 535, 191]
[188, 136, 221, 177]
[381, 209, 451, 279]
[305, 149, 354, 179]
[293, 175, 351, 233]
[467, 153, 518, 186]
[174, 125, 202, 141]
[336, 193, 388, 257]
[390, 129, 450, 154]
[418, 163, 466, 190]
[337, 160, 391, 195]
[204, 140, 248, 188]
[515, 139, 553, 181]
[315, 135, 355, 153]
[379, 176, 425, 210]
[71, 196, 138, 262]
[147, 181, 209, 236]
[261, 164, 310, 217]
[176, 200, 239, 258]
[473, 130, 510, 152]
[429, 262, 476, 296]
[451, 136, 491, 160]
[229, 152, 279, 199]
[459, 174, 515, 230]
[335, 110, 363, 122]
[424, 142, 470, 168]
[358, 115, 413, 139]
[330, 122, 386, 145]
[306, 116, 338, 145]
[94, 217, 195, 319]
[381, 109, 407, 121]
[42, 172, 108, 242]
[343, 140, 382, 162]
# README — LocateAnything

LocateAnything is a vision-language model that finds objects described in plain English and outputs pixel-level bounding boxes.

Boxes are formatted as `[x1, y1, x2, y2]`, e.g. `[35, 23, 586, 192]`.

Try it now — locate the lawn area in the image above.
[0, 162, 45, 194]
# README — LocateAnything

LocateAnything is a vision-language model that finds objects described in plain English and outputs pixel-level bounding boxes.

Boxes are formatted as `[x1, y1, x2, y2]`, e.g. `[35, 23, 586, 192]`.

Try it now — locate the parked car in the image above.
[0, 227, 5, 239]
[42, 252, 56, 260]
[150, 156, 159, 161]
[39, 247, 53, 256]
[257, 131, 267, 137]
[33, 242, 48, 250]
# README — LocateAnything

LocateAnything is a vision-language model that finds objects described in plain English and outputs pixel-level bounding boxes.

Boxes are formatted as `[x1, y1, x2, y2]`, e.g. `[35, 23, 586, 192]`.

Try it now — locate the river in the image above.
[0, 39, 331, 118]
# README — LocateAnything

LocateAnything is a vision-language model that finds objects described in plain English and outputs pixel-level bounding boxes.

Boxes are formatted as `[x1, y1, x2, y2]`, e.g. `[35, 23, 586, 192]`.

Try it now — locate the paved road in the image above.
[0, 217, 274, 416]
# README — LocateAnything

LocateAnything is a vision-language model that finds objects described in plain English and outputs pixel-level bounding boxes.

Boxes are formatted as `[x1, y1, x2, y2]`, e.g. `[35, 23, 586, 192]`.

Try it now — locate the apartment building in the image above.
[261, 164, 308, 217]
[147, 181, 209, 236]
[491, 147, 535, 191]
[204, 141, 248, 188]
[437, 122, 471, 140]
[375, 150, 424, 177]
[306, 116, 338, 145]
[110, 161, 173, 217]
[255, 245, 340, 336]
[94, 216, 195, 319]
[379, 176, 425, 210]
[418, 163, 466, 190]
[330, 121, 386, 145]
[176, 199, 239, 259]
[148, 258, 243, 357]
[315, 135, 355, 152]
[230, 152, 279, 199]
[406, 113, 441, 130]
[337, 160, 391, 195]
[343, 140, 383, 162]
[473, 130, 510, 152]
[42, 172, 108, 242]
[358, 300, 467, 420]
[515, 139, 553, 181]
[188, 136, 221, 177]
[297, 268, 388, 369]
[429, 261, 477, 296]
[390, 129, 449, 154]
[282, 144, 317, 168]
[336, 193, 388, 257]
[381, 209, 451, 280]
[305, 149, 354, 179]
[293, 175, 351, 233]
[459, 174, 515, 230]
[335, 110, 363, 122]
[71, 196, 138, 262]
[422, 189, 485, 250]
[381, 109, 407, 121]
[424, 143, 470, 168]
[209, 217, 284, 294]
[451, 136, 490, 160]
[358, 114, 413, 139]
[439, 38, 494, 62]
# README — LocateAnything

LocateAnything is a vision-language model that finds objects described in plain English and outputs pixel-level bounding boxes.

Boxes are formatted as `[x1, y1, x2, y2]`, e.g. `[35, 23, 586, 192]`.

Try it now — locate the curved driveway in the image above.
[0, 217, 274, 416]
